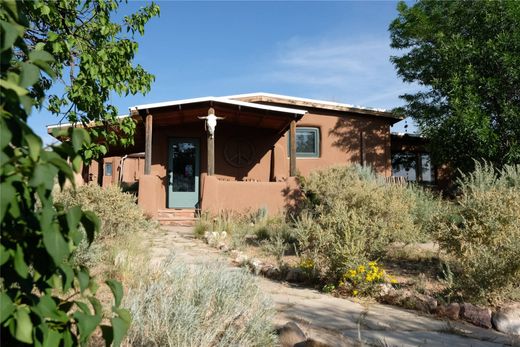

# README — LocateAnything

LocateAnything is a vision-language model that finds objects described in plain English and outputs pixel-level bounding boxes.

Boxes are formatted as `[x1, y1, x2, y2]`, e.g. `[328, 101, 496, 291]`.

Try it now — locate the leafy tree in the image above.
[1, 1, 158, 346]
[390, 0, 520, 175]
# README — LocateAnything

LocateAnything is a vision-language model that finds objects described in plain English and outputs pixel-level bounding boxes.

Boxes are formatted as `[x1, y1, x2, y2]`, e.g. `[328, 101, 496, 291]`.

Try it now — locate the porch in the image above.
[130, 97, 307, 219]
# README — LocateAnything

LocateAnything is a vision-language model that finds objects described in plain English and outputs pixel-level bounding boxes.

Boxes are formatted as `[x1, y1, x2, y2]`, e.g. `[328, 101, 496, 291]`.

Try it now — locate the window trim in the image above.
[288, 127, 320, 158]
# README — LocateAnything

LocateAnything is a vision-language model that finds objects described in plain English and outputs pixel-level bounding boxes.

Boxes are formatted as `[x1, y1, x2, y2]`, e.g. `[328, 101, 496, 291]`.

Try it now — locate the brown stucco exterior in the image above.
[65, 94, 401, 216]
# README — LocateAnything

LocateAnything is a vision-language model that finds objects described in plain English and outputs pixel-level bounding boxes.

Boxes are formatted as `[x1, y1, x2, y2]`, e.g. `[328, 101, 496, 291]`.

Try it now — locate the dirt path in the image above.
[148, 226, 515, 347]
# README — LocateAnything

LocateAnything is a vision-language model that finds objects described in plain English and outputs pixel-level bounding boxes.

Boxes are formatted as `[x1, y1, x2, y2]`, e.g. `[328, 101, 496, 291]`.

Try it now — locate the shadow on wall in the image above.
[329, 118, 387, 173]
[281, 176, 305, 216]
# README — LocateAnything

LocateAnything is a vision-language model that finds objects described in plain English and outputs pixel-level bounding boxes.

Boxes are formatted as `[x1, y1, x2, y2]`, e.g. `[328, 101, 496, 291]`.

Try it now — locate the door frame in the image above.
[167, 137, 201, 208]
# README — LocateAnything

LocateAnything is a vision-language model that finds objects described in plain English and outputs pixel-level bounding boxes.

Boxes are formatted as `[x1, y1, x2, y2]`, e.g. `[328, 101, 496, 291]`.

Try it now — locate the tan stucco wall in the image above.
[201, 175, 301, 215]
[84, 108, 393, 213]
[285, 113, 392, 177]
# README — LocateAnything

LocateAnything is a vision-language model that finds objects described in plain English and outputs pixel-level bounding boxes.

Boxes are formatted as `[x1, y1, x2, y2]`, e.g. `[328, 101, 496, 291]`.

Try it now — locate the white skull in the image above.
[207, 113, 217, 137]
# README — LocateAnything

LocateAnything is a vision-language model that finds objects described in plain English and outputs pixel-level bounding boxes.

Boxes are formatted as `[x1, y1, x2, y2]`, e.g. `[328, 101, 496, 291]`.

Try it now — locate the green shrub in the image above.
[125, 255, 276, 347]
[434, 162, 520, 303]
[294, 165, 430, 282]
[54, 184, 156, 266]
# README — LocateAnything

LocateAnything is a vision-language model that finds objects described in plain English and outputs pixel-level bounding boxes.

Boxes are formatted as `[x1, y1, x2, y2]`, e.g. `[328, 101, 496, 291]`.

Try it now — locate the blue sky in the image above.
[33, 1, 418, 144]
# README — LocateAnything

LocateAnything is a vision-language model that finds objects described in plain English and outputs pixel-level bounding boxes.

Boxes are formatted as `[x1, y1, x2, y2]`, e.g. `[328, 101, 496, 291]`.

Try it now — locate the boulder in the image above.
[460, 303, 492, 329]
[278, 322, 306, 347]
[411, 293, 438, 313]
[492, 305, 520, 336]
[436, 302, 460, 320]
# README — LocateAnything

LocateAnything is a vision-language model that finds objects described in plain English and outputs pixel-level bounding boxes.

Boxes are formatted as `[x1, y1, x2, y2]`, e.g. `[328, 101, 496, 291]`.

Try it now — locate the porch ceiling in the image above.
[130, 97, 306, 130]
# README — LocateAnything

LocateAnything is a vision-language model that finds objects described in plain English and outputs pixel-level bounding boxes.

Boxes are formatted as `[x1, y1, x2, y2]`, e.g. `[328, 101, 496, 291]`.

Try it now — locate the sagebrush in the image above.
[295, 165, 434, 281]
[434, 162, 520, 303]
[124, 254, 276, 347]
[54, 184, 156, 266]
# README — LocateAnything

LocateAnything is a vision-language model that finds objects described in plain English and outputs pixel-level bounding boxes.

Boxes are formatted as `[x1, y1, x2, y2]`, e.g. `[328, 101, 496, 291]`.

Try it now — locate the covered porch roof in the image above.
[130, 96, 307, 130]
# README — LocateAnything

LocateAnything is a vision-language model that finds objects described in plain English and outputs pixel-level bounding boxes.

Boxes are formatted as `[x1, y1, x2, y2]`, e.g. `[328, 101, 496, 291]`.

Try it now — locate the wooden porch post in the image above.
[207, 108, 215, 176]
[289, 119, 297, 177]
[144, 112, 153, 175]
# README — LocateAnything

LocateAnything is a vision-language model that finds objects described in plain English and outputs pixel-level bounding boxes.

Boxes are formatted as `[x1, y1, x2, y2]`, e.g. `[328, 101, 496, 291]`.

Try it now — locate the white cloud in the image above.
[260, 36, 416, 109]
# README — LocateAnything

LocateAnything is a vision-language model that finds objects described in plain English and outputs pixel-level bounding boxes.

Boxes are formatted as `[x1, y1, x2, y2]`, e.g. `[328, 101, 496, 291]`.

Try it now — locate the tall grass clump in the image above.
[54, 183, 156, 267]
[434, 162, 520, 303]
[295, 165, 434, 282]
[125, 255, 276, 347]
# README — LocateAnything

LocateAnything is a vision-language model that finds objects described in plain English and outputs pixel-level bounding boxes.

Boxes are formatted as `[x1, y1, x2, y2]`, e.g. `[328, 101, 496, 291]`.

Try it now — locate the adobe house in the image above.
[48, 93, 402, 224]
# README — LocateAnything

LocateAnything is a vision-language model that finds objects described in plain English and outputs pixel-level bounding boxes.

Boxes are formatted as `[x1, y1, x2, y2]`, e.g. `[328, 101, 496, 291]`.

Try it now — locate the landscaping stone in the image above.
[294, 339, 331, 347]
[411, 293, 438, 313]
[235, 254, 249, 265]
[492, 305, 520, 336]
[460, 303, 492, 329]
[285, 268, 306, 282]
[278, 322, 306, 347]
[436, 302, 461, 320]
[249, 258, 264, 275]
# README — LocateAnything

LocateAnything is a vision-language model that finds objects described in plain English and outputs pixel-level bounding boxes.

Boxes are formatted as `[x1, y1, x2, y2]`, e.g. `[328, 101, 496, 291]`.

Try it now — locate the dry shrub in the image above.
[295, 165, 433, 282]
[54, 183, 156, 266]
[434, 163, 520, 303]
[124, 254, 276, 347]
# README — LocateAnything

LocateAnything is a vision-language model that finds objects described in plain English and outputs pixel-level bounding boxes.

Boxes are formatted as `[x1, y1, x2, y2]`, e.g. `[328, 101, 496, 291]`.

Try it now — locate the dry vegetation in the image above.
[56, 184, 276, 347]
[196, 163, 520, 307]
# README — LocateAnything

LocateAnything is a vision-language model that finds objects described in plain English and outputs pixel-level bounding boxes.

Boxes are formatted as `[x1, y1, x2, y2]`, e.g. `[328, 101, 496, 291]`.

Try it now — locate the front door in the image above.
[168, 138, 200, 208]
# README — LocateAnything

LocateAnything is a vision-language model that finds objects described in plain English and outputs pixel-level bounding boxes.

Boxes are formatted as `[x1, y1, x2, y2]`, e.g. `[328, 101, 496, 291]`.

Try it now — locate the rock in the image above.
[249, 258, 263, 275]
[411, 293, 438, 313]
[230, 249, 240, 260]
[436, 302, 460, 320]
[285, 268, 306, 282]
[264, 266, 281, 279]
[492, 305, 520, 336]
[217, 242, 228, 252]
[381, 288, 412, 306]
[294, 339, 331, 347]
[376, 283, 394, 297]
[460, 303, 492, 329]
[234, 254, 249, 265]
[278, 322, 306, 347]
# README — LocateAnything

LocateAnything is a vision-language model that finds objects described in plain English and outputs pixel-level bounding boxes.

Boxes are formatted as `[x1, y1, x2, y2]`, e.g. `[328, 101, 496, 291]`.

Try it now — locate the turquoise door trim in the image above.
[168, 138, 200, 208]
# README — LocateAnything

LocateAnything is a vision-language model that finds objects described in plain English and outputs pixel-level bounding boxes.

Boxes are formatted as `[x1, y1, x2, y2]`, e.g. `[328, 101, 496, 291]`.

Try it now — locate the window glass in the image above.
[105, 163, 113, 177]
[289, 127, 320, 157]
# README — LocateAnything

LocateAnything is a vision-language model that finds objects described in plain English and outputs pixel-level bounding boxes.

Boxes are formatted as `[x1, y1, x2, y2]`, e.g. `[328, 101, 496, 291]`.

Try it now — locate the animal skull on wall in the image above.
[198, 108, 225, 138]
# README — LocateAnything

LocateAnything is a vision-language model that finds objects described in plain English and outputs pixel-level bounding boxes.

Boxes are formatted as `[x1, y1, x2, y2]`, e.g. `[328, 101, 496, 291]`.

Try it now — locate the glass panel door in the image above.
[168, 138, 200, 208]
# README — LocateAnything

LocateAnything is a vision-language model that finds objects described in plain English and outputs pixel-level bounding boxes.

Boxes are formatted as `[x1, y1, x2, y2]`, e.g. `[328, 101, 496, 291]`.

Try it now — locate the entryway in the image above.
[168, 138, 200, 208]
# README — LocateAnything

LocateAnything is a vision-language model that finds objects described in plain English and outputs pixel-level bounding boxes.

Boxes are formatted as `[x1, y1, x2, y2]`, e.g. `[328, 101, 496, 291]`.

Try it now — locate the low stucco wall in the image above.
[137, 174, 160, 218]
[200, 176, 301, 215]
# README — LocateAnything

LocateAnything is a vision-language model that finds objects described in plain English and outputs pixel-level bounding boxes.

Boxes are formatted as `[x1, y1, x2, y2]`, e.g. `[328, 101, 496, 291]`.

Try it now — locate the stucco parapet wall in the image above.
[137, 174, 159, 218]
[201, 176, 301, 215]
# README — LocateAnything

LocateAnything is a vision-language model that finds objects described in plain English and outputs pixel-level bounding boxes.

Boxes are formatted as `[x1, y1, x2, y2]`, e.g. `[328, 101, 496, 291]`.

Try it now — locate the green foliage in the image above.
[54, 184, 156, 267]
[125, 255, 276, 347]
[390, 0, 520, 174]
[434, 162, 520, 303]
[21, 0, 160, 160]
[1, 1, 157, 345]
[294, 165, 425, 282]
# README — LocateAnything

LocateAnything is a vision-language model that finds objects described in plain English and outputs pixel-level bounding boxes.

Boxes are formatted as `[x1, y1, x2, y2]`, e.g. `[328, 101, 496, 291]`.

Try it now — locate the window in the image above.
[289, 127, 320, 157]
[105, 163, 113, 176]
[392, 152, 435, 183]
